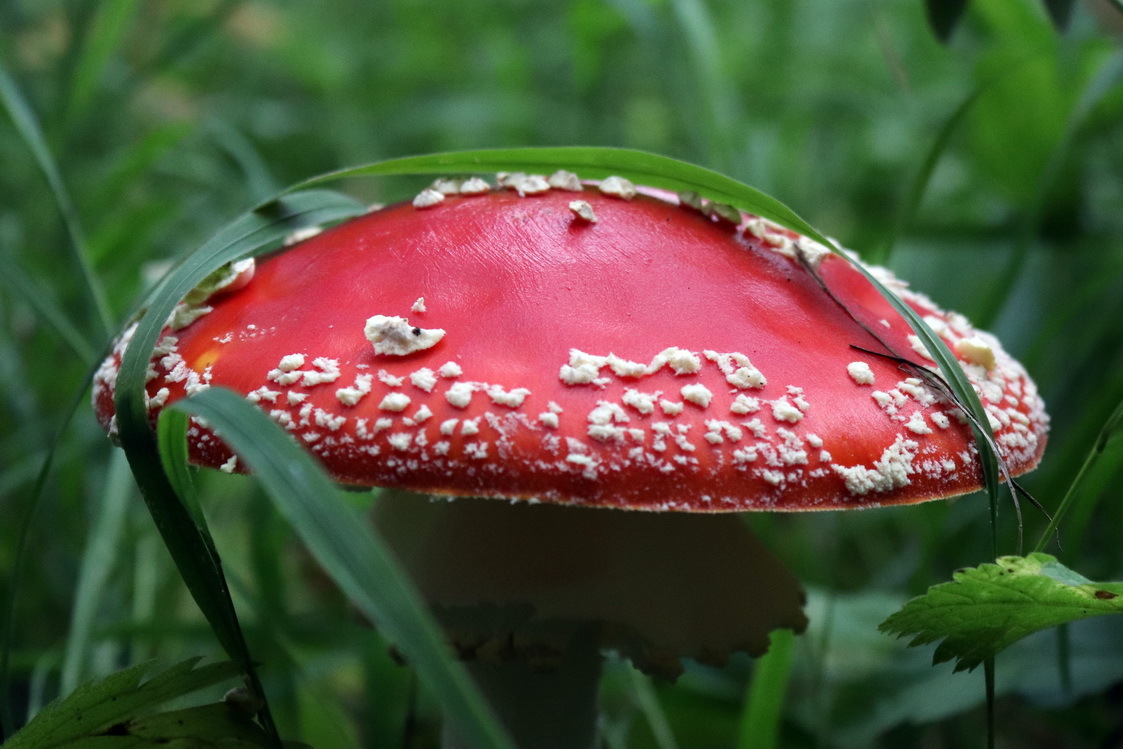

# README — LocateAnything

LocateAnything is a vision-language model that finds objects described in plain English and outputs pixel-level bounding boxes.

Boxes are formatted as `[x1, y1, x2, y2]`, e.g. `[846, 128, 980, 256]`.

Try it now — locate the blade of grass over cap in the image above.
[843, 263, 1003, 554]
[290, 147, 838, 250]
[112, 189, 365, 744]
[170, 388, 514, 749]
[116, 188, 365, 500]
[290, 148, 1007, 547]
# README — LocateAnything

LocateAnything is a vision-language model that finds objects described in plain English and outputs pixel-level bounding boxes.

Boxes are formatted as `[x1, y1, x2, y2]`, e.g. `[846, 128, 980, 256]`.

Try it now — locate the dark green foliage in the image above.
[925, 0, 972, 42]
[3, 1, 1123, 747]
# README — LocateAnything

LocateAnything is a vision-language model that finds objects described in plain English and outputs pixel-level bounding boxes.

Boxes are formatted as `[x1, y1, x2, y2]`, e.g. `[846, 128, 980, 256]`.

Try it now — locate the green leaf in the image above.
[65, 702, 308, 748]
[4, 659, 243, 748]
[879, 554, 1123, 673]
[167, 389, 514, 749]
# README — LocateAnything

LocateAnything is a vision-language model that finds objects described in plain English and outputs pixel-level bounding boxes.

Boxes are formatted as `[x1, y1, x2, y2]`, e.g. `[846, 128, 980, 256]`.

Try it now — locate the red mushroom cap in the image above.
[93, 174, 1048, 511]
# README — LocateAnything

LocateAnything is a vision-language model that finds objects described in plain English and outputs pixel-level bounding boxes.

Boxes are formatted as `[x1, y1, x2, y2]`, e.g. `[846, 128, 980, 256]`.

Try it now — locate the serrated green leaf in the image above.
[5, 659, 243, 748]
[63, 703, 299, 748]
[880, 554, 1123, 672]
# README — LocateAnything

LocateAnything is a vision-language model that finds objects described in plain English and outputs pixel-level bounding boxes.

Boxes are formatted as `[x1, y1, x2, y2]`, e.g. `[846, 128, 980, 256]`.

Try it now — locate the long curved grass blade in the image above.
[976, 49, 1123, 328]
[112, 189, 365, 743]
[116, 189, 365, 437]
[839, 264, 1003, 554]
[738, 628, 795, 749]
[1, 357, 108, 740]
[0, 253, 98, 366]
[59, 451, 134, 696]
[870, 87, 984, 265]
[294, 146, 1008, 548]
[0, 56, 113, 336]
[290, 147, 829, 247]
[1033, 394, 1123, 553]
[169, 388, 514, 749]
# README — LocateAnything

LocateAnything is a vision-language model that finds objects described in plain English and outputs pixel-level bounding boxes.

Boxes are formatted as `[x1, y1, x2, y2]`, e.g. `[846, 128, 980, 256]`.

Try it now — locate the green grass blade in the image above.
[976, 50, 1123, 327]
[169, 388, 514, 749]
[289, 147, 831, 246]
[870, 87, 984, 265]
[62, 0, 141, 125]
[59, 451, 134, 696]
[116, 189, 365, 440]
[112, 189, 365, 743]
[842, 263, 1003, 554]
[0, 55, 113, 336]
[1033, 394, 1123, 553]
[207, 118, 280, 202]
[627, 669, 679, 749]
[738, 628, 795, 749]
[1, 362, 106, 740]
[0, 252, 98, 366]
[295, 147, 1007, 548]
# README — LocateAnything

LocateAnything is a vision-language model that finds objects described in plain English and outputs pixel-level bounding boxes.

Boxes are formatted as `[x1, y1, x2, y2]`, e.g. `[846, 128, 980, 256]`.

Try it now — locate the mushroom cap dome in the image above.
[93, 177, 1048, 511]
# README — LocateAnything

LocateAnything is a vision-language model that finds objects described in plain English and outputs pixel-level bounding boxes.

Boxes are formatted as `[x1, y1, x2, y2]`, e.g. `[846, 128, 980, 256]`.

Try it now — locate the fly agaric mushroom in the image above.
[92, 171, 1047, 747]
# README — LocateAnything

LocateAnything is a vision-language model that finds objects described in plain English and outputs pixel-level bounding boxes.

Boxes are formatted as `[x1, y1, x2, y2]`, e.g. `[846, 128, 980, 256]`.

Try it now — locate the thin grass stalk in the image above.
[0, 58, 113, 337]
[976, 51, 1123, 328]
[1032, 395, 1123, 553]
[738, 629, 796, 749]
[60, 451, 134, 695]
[628, 669, 680, 749]
[0, 362, 104, 740]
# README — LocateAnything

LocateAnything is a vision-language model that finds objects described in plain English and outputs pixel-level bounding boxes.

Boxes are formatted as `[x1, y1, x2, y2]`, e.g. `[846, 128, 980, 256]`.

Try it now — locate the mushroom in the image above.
[92, 172, 1048, 747]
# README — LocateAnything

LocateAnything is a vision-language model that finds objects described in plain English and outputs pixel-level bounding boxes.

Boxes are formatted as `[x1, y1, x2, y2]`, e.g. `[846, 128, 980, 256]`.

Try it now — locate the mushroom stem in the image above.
[441, 633, 602, 749]
[374, 491, 808, 745]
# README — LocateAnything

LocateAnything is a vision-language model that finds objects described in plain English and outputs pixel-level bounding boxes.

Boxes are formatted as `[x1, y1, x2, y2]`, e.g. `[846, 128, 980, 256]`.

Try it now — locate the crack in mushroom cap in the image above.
[93, 181, 1049, 511]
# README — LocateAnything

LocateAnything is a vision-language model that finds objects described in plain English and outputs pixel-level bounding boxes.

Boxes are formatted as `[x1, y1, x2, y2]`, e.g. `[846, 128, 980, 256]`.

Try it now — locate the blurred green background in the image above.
[2, 0, 1123, 746]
